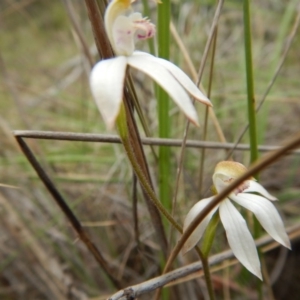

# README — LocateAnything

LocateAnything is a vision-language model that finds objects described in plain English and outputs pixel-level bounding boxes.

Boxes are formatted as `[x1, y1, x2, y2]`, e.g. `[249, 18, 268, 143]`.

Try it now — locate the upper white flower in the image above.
[183, 161, 291, 280]
[90, 0, 211, 129]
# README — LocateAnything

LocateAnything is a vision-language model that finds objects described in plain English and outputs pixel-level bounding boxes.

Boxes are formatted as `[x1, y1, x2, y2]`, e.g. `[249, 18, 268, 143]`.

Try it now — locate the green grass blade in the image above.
[157, 1, 171, 212]
[243, 0, 258, 165]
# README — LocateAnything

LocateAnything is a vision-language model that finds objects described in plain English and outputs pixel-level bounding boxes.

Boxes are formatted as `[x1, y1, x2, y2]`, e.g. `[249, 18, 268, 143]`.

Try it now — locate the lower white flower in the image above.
[183, 161, 291, 280]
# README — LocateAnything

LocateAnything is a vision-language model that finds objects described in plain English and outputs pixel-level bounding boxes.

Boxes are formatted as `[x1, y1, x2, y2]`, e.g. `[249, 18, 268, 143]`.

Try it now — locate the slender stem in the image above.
[62, 0, 94, 68]
[201, 256, 216, 300]
[116, 102, 182, 233]
[198, 214, 219, 300]
[201, 214, 219, 258]
[117, 101, 212, 299]
[157, 0, 171, 214]
[243, 2, 261, 296]
[84, 0, 112, 59]
[243, 0, 258, 165]
[199, 28, 218, 197]
[120, 98, 169, 256]
[132, 174, 140, 246]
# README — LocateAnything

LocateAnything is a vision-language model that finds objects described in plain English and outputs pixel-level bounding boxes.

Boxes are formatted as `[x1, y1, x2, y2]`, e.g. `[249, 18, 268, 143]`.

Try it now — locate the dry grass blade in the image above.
[62, 0, 94, 68]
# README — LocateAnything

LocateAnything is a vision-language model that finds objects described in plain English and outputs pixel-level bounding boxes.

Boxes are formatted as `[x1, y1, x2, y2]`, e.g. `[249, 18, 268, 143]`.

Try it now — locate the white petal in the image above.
[231, 194, 291, 249]
[104, 0, 131, 54]
[112, 15, 135, 56]
[219, 200, 262, 280]
[212, 173, 228, 193]
[127, 54, 199, 125]
[243, 180, 277, 201]
[90, 57, 127, 129]
[182, 197, 218, 254]
[133, 51, 212, 106]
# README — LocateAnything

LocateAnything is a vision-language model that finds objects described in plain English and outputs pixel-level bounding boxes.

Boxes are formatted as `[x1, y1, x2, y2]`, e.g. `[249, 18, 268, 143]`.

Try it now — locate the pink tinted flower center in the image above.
[223, 178, 250, 195]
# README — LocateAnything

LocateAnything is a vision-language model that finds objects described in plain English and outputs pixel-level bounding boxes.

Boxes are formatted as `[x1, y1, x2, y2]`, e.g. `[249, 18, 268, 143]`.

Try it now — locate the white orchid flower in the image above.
[90, 0, 211, 129]
[183, 161, 291, 280]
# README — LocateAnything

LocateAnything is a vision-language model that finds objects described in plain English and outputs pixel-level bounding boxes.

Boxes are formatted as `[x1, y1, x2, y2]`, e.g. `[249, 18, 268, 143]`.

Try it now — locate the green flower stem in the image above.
[121, 98, 216, 300]
[196, 214, 219, 300]
[243, 0, 262, 237]
[117, 102, 216, 299]
[243, 2, 262, 295]
[197, 249, 216, 300]
[201, 213, 219, 258]
[116, 101, 181, 233]
[243, 0, 258, 165]
[157, 0, 171, 214]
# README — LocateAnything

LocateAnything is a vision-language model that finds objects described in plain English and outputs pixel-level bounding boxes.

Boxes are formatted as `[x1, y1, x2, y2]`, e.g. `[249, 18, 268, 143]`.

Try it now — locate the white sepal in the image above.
[128, 53, 199, 125]
[231, 193, 291, 249]
[134, 52, 211, 106]
[90, 57, 127, 129]
[219, 200, 262, 280]
[183, 197, 218, 254]
[243, 180, 277, 201]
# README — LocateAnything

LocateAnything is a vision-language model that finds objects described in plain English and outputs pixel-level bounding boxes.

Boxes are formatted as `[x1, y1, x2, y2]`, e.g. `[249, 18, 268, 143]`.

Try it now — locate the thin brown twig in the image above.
[170, 21, 226, 144]
[132, 174, 140, 247]
[171, 0, 225, 240]
[13, 130, 300, 154]
[84, 0, 112, 59]
[196, 0, 224, 84]
[62, 0, 94, 68]
[198, 26, 219, 198]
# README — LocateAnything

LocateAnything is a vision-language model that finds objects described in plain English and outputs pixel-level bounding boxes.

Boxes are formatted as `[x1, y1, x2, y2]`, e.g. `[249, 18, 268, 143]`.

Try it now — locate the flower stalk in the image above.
[116, 101, 182, 234]
[243, 2, 262, 293]
[157, 0, 171, 215]
[118, 101, 216, 300]
[243, 0, 258, 165]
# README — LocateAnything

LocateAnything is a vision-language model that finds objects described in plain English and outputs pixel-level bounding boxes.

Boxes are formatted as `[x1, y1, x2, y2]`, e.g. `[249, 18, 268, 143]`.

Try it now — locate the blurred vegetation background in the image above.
[0, 0, 300, 299]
